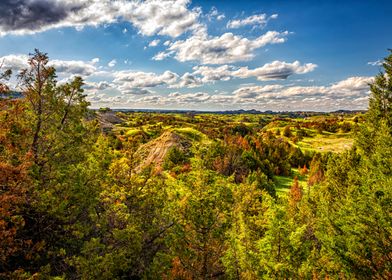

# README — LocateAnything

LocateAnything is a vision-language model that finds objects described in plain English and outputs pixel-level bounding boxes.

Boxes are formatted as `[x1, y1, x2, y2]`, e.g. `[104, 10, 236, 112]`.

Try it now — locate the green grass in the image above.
[125, 129, 141, 136]
[274, 168, 308, 195]
[174, 127, 208, 142]
[274, 175, 293, 193]
[296, 134, 353, 153]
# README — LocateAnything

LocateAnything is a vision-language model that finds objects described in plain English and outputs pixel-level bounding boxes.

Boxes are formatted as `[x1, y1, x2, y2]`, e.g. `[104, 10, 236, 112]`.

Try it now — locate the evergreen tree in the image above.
[368, 50, 392, 128]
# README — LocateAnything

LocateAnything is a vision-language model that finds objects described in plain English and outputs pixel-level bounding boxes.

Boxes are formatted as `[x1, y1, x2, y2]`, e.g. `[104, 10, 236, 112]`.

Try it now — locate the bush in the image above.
[163, 146, 190, 170]
[283, 126, 292, 137]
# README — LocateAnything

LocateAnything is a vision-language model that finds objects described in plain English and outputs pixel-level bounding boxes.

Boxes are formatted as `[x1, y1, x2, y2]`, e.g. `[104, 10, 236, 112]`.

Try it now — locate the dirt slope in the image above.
[134, 131, 191, 172]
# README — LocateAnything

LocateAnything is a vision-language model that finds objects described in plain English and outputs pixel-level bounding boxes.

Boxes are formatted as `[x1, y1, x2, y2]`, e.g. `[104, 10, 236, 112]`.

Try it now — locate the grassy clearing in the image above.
[174, 127, 209, 143]
[297, 134, 353, 153]
[274, 168, 308, 195]
[125, 129, 141, 136]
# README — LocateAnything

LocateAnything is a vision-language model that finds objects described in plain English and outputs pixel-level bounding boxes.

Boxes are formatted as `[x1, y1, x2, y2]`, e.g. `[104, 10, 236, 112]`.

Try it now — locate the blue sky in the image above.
[0, 0, 391, 111]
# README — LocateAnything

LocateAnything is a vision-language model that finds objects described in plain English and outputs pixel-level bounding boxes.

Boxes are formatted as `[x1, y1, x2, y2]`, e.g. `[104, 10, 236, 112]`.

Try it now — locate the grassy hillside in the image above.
[104, 110, 360, 195]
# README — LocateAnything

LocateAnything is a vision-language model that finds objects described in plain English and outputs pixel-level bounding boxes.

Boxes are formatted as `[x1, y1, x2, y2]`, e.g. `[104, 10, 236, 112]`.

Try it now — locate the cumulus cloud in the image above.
[233, 85, 284, 99]
[168, 92, 211, 103]
[113, 71, 178, 88]
[192, 61, 317, 82]
[84, 81, 111, 91]
[50, 59, 97, 76]
[232, 60, 317, 80]
[88, 75, 374, 111]
[155, 30, 289, 64]
[107, 60, 316, 95]
[0, 54, 29, 71]
[329, 76, 374, 96]
[233, 76, 373, 101]
[0, 0, 201, 38]
[120, 87, 154, 95]
[170, 72, 202, 88]
[125, 0, 201, 37]
[105, 60, 317, 95]
[0, 0, 85, 35]
[0, 0, 117, 36]
[227, 13, 278, 29]
[0, 54, 98, 76]
[192, 65, 234, 82]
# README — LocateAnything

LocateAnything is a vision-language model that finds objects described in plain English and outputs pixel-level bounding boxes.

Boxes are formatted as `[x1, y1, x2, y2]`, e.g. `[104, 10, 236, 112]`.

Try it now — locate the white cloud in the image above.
[119, 87, 154, 95]
[233, 84, 284, 99]
[192, 61, 317, 82]
[0, 54, 28, 71]
[50, 59, 97, 76]
[91, 57, 100, 64]
[0, 54, 98, 76]
[170, 72, 202, 88]
[122, 0, 202, 38]
[113, 70, 178, 88]
[108, 59, 117, 67]
[168, 91, 211, 103]
[152, 51, 175, 61]
[206, 7, 225, 21]
[329, 76, 374, 96]
[367, 60, 382, 66]
[232, 60, 317, 80]
[227, 13, 278, 29]
[192, 65, 234, 82]
[84, 81, 111, 91]
[148, 39, 160, 47]
[88, 76, 374, 111]
[233, 76, 373, 101]
[0, 0, 201, 38]
[155, 30, 289, 64]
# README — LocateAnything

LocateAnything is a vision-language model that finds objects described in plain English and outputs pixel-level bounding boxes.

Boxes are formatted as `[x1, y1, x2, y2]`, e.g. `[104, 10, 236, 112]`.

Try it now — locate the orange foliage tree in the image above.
[0, 70, 33, 273]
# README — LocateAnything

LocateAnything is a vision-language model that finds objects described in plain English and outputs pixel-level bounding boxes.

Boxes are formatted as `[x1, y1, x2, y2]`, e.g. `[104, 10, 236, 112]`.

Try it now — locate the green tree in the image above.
[166, 170, 234, 279]
[3, 50, 105, 277]
[367, 50, 392, 128]
[283, 126, 292, 137]
[314, 50, 392, 279]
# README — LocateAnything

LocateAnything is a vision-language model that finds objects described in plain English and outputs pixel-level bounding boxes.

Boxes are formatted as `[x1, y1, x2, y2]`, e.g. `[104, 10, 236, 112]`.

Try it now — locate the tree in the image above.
[288, 176, 302, 216]
[223, 181, 269, 279]
[283, 126, 292, 137]
[367, 50, 392, 129]
[314, 50, 392, 279]
[0, 68, 34, 276]
[0, 68, 12, 94]
[357, 50, 392, 155]
[1, 50, 103, 277]
[166, 170, 234, 279]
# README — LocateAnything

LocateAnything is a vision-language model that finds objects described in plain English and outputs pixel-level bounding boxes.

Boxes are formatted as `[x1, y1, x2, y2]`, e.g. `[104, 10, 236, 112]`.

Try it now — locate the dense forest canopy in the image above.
[0, 50, 391, 279]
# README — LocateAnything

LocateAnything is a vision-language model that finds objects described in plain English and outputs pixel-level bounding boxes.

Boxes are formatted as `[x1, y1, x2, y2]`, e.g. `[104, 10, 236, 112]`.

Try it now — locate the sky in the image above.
[0, 0, 391, 111]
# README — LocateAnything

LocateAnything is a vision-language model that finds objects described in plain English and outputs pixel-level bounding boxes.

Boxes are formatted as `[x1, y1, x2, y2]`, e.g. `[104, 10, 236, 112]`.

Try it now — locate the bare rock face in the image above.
[96, 111, 124, 132]
[134, 131, 191, 173]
